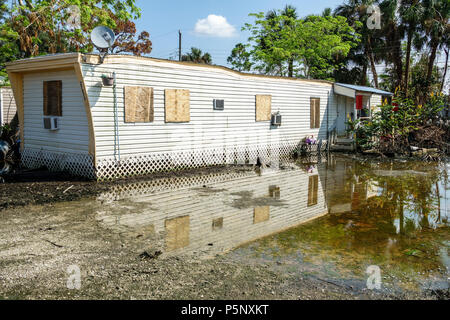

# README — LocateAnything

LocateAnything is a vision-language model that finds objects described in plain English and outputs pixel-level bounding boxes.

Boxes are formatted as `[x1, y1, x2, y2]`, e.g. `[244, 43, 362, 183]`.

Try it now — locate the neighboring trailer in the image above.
[6, 53, 390, 180]
[0, 87, 17, 125]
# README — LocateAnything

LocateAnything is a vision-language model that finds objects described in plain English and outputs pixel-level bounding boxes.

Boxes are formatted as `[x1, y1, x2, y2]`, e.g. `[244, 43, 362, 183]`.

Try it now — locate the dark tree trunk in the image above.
[361, 63, 368, 86]
[440, 48, 449, 93]
[369, 53, 379, 88]
[367, 38, 379, 88]
[288, 58, 294, 78]
[388, 25, 404, 90]
[394, 40, 404, 90]
[404, 28, 414, 96]
[427, 39, 439, 90]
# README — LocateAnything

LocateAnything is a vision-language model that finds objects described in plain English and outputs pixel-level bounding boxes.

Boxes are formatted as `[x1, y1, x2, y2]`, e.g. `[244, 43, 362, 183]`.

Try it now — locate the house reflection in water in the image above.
[96, 160, 329, 257]
[95, 155, 448, 258]
[323, 156, 381, 214]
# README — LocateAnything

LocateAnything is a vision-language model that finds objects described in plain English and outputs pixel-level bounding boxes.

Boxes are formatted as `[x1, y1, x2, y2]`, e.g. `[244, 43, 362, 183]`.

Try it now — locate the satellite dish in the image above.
[91, 26, 115, 49]
[91, 26, 115, 63]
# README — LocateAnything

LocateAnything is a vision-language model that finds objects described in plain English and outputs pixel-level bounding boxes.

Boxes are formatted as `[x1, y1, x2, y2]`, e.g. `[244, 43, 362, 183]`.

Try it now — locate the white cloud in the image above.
[194, 14, 237, 38]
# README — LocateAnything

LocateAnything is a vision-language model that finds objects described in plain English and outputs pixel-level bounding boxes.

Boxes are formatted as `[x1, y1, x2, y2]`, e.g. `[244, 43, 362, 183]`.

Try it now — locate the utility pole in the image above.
[178, 30, 182, 62]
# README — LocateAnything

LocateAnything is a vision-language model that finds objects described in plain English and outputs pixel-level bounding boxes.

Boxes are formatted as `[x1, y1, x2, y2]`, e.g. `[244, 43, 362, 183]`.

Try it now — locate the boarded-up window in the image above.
[255, 95, 271, 121]
[124, 86, 154, 123]
[254, 206, 270, 224]
[165, 216, 190, 251]
[308, 175, 319, 207]
[43, 81, 62, 116]
[310, 98, 321, 129]
[165, 89, 190, 122]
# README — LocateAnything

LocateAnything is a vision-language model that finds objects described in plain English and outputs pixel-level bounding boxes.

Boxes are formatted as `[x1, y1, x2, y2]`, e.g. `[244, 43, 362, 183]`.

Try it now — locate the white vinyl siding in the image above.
[82, 60, 337, 160]
[23, 70, 89, 154]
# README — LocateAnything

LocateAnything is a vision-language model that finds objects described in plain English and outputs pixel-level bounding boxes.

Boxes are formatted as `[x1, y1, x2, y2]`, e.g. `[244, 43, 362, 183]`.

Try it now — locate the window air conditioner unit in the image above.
[43, 117, 59, 131]
[271, 112, 282, 126]
[213, 99, 225, 111]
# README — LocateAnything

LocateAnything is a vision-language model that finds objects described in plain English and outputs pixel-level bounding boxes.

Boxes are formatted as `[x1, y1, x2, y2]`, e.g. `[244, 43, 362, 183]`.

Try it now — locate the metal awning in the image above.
[334, 83, 393, 98]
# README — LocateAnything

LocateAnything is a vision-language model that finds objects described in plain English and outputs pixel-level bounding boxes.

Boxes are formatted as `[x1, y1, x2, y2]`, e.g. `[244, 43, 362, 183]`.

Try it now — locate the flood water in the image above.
[93, 155, 449, 293]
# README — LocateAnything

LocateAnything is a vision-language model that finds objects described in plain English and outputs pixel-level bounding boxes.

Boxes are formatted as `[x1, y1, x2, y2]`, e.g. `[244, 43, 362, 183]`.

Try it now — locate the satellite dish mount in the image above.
[91, 26, 115, 64]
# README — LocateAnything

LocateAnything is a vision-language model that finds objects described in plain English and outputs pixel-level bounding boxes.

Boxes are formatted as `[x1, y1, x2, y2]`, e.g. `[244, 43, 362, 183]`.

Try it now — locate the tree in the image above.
[409, 54, 443, 104]
[380, 52, 443, 104]
[109, 15, 152, 56]
[9, 0, 142, 57]
[335, 0, 383, 88]
[271, 5, 299, 77]
[399, 0, 424, 96]
[256, 5, 299, 77]
[181, 47, 212, 64]
[0, 1, 20, 80]
[322, 7, 333, 17]
[379, 0, 405, 90]
[300, 15, 361, 80]
[421, 0, 449, 94]
[227, 43, 252, 71]
[243, 7, 360, 80]
[440, 35, 449, 93]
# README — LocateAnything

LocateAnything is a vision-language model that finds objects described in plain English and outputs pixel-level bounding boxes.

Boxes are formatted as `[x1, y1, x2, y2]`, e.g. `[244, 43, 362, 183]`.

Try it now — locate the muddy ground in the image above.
[0, 165, 252, 211]
[0, 162, 447, 300]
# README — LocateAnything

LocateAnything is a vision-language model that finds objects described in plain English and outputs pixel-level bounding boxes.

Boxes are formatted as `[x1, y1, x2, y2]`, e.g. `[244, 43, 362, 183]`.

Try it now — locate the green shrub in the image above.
[347, 91, 446, 154]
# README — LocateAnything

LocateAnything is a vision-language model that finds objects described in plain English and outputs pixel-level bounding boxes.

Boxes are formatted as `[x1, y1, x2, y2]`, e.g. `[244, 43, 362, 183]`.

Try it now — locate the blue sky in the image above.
[134, 0, 344, 66]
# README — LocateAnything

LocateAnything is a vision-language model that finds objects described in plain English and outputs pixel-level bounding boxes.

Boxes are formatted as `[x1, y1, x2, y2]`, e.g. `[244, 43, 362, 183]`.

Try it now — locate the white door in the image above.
[336, 96, 347, 136]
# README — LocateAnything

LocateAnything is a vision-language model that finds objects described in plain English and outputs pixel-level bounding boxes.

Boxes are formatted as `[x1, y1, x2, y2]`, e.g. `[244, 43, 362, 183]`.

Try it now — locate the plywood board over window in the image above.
[310, 98, 321, 129]
[43, 80, 62, 116]
[255, 95, 271, 121]
[165, 89, 190, 123]
[124, 86, 154, 123]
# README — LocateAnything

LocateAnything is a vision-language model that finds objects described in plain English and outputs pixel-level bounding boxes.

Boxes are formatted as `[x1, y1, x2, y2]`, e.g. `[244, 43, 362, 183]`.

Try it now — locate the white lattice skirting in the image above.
[21, 148, 96, 179]
[21, 140, 327, 180]
[96, 141, 298, 181]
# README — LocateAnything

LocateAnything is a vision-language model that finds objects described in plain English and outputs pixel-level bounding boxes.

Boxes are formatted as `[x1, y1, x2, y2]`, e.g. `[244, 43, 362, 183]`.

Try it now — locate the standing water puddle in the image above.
[95, 156, 449, 293]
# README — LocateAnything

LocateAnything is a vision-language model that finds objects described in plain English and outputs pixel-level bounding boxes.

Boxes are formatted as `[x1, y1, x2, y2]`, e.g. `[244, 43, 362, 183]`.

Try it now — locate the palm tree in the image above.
[379, 0, 405, 90]
[399, 0, 424, 96]
[335, 0, 382, 87]
[322, 7, 332, 17]
[227, 43, 252, 72]
[264, 4, 299, 77]
[440, 33, 449, 93]
[181, 47, 212, 64]
[421, 0, 449, 94]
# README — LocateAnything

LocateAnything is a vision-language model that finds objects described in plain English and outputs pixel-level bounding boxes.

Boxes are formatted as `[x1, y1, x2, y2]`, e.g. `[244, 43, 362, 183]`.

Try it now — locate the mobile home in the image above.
[6, 53, 391, 180]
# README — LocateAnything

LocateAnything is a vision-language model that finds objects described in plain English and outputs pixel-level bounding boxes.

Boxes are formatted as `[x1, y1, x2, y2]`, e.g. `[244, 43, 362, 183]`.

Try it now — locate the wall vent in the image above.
[213, 99, 224, 111]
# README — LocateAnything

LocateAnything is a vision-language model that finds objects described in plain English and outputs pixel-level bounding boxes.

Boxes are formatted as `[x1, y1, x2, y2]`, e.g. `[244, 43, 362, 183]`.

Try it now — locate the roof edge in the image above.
[6, 53, 81, 73]
[81, 54, 334, 85]
[335, 82, 393, 96]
